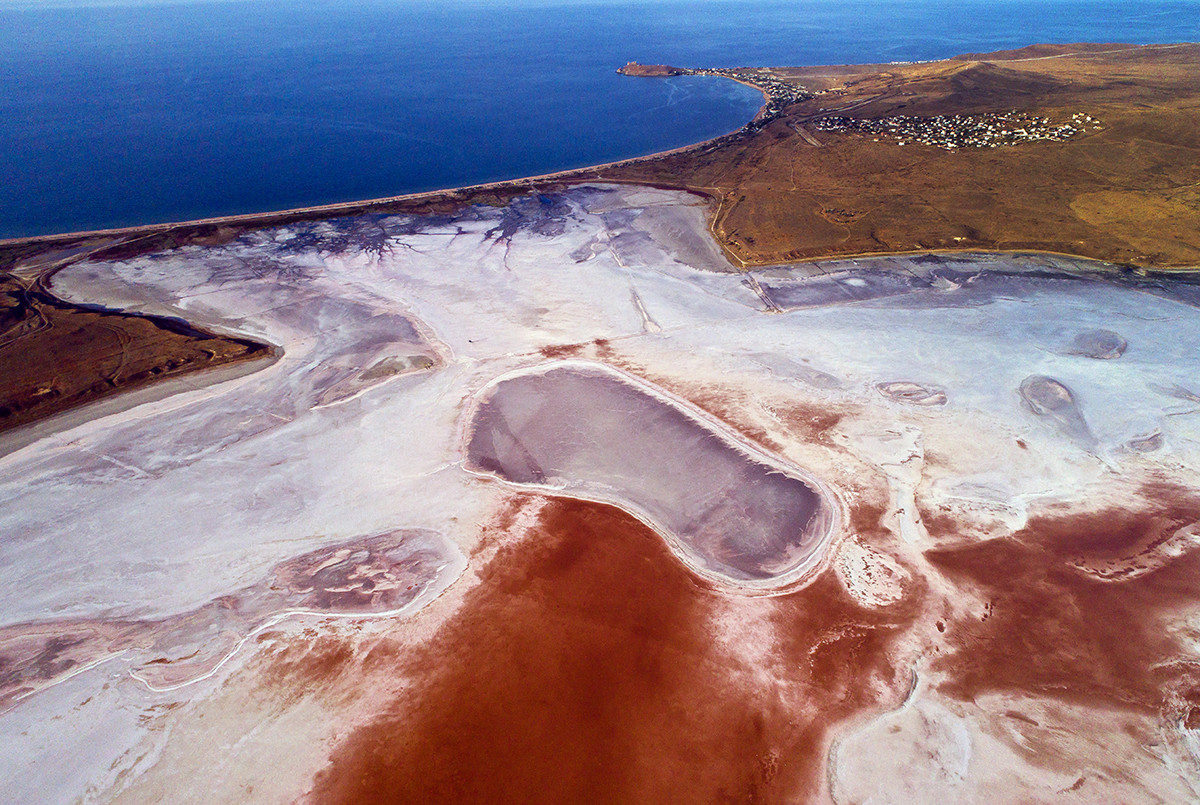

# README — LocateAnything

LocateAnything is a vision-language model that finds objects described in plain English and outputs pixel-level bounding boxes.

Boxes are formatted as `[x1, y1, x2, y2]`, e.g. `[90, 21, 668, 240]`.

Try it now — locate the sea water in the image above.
[1, 0, 1197, 237]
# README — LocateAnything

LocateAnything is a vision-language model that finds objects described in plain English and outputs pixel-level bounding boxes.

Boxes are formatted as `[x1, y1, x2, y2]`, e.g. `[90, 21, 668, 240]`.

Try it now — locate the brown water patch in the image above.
[307, 495, 920, 805]
[258, 635, 360, 702]
[926, 483, 1200, 713]
[664, 382, 846, 452]
[538, 342, 587, 359]
[776, 402, 844, 446]
[466, 364, 837, 583]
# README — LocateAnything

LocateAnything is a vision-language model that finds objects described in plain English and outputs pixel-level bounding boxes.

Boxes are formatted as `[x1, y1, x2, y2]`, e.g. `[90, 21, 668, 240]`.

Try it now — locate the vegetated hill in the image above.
[830, 60, 1069, 117]
[934, 61, 1069, 108]
[951, 42, 1136, 61]
[0, 272, 273, 434]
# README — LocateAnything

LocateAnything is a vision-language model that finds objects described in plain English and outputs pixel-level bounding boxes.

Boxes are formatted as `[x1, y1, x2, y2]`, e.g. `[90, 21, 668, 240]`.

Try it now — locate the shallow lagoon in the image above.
[466, 362, 836, 584]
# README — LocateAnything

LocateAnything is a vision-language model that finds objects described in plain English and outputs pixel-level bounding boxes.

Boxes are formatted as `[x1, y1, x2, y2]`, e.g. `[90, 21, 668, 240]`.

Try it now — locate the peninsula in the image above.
[616, 61, 682, 77]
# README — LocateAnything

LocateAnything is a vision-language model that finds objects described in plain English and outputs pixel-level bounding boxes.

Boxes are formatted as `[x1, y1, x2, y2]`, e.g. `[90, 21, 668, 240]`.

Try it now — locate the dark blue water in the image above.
[1, 0, 1197, 237]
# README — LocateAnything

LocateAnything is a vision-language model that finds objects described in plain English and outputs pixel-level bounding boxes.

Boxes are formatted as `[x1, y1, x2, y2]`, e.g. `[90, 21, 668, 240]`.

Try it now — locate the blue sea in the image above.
[1, 0, 1197, 238]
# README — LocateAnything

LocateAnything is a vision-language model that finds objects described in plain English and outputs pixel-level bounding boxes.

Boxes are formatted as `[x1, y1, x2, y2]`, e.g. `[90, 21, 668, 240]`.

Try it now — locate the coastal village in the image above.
[812, 110, 1101, 149]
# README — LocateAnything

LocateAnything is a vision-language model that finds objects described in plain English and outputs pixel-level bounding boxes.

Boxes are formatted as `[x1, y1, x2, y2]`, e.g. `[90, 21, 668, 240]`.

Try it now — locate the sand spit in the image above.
[2, 185, 1200, 802]
[0, 270, 274, 442]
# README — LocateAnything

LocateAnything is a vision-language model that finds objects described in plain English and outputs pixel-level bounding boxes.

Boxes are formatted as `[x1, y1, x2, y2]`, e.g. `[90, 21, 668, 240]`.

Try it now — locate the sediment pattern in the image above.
[2, 185, 1200, 803]
[0, 529, 462, 710]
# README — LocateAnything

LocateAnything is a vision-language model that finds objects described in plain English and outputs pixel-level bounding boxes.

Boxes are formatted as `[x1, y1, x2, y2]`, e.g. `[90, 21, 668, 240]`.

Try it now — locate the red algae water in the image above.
[307, 495, 920, 805]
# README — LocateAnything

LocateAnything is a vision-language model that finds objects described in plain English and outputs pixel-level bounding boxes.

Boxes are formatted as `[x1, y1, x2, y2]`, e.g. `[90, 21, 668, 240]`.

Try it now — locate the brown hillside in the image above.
[589, 42, 1200, 268]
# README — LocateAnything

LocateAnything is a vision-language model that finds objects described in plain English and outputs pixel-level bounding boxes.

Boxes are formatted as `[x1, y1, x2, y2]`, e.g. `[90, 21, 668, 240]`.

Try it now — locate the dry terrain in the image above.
[0, 265, 271, 439]
[3, 186, 1200, 803]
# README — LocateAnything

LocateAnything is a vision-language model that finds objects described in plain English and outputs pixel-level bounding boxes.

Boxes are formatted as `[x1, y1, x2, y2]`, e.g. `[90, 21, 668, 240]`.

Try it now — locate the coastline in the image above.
[0, 72, 769, 254]
[6, 42, 1197, 274]
[5, 41, 1198, 450]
